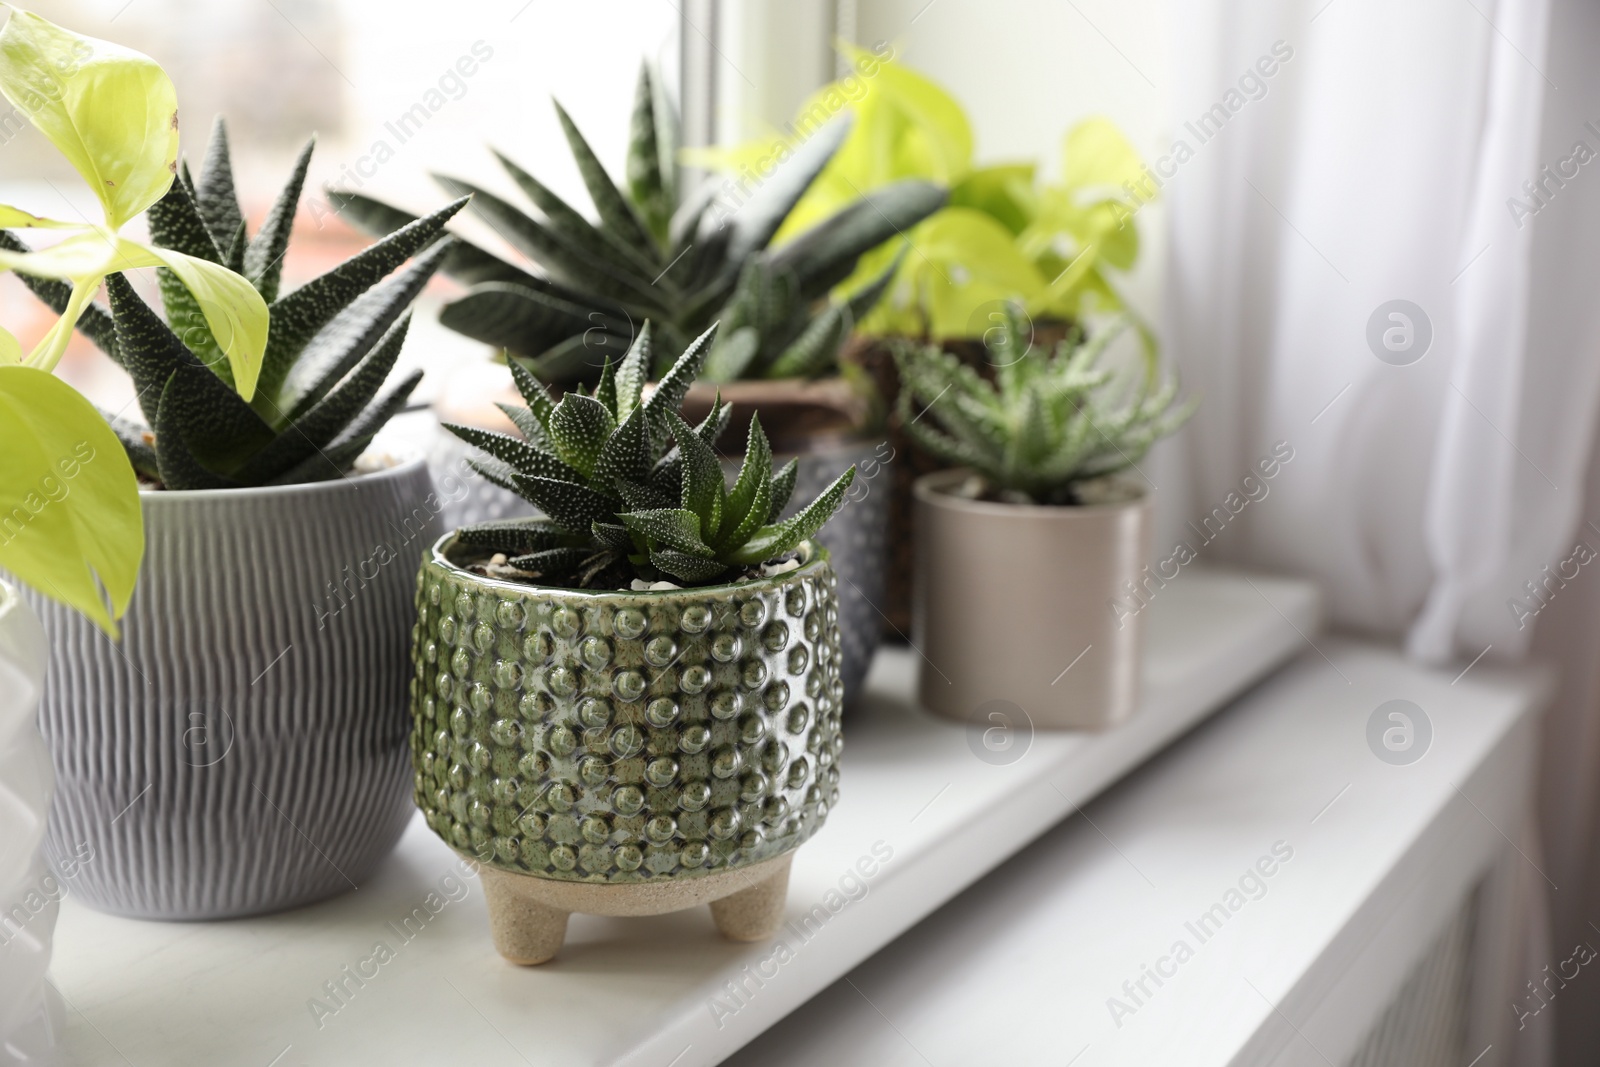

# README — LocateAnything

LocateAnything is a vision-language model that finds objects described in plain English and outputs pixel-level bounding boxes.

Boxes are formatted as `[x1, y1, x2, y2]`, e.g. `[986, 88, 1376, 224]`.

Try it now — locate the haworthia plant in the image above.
[449, 321, 855, 588]
[4, 119, 468, 489]
[894, 305, 1194, 505]
[331, 62, 945, 387]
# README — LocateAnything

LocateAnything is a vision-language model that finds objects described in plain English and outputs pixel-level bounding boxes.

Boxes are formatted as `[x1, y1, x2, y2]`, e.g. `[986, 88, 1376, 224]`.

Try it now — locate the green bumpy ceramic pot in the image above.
[409, 535, 845, 883]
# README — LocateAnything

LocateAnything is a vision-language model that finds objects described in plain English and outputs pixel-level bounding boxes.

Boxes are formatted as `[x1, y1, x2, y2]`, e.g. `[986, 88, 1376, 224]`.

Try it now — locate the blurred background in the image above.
[6, 1, 1600, 1063]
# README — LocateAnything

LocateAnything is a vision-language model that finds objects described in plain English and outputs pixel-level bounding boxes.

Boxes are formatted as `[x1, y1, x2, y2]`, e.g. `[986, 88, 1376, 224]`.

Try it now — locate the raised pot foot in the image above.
[709, 853, 793, 942]
[479, 866, 571, 965]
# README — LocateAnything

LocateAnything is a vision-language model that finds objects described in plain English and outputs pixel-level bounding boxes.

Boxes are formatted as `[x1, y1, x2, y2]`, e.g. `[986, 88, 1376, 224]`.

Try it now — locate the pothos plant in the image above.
[894, 306, 1193, 505]
[448, 322, 855, 589]
[0, 7, 269, 635]
[694, 45, 1153, 344]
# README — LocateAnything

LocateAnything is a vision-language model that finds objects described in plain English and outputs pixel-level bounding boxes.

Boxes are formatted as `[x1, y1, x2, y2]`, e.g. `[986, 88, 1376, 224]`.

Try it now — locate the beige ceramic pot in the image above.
[912, 470, 1151, 730]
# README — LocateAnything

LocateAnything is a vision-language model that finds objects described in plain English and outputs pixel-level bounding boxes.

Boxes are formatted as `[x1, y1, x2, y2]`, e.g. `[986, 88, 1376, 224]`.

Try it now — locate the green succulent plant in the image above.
[330, 62, 945, 387]
[895, 306, 1193, 505]
[3, 119, 469, 489]
[447, 321, 856, 588]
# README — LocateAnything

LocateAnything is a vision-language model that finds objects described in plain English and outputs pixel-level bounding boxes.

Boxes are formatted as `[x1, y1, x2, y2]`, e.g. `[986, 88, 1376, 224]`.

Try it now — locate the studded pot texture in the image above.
[24, 457, 442, 920]
[716, 438, 887, 711]
[410, 536, 845, 957]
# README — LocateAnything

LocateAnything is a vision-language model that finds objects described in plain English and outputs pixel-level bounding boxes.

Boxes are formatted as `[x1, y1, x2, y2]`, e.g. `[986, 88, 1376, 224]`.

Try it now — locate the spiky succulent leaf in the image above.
[729, 466, 856, 565]
[446, 423, 583, 485]
[232, 314, 411, 484]
[717, 418, 774, 554]
[627, 64, 675, 245]
[768, 180, 948, 299]
[193, 118, 245, 248]
[619, 508, 714, 558]
[255, 197, 468, 406]
[591, 405, 651, 494]
[282, 241, 449, 420]
[495, 401, 548, 449]
[649, 548, 729, 583]
[718, 115, 851, 268]
[509, 547, 596, 576]
[668, 411, 723, 538]
[613, 322, 651, 422]
[894, 309, 1192, 502]
[456, 518, 571, 554]
[763, 302, 850, 379]
[767, 458, 798, 522]
[152, 386, 237, 491]
[642, 322, 717, 446]
[591, 521, 634, 551]
[328, 189, 543, 288]
[552, 99, 656, 256]
[547, 393, 617, 477]
[467, 456, 523, 496]
[513, 475, 617, 537]
[508, 356, 558, 429]
[245, 136, 315, 302]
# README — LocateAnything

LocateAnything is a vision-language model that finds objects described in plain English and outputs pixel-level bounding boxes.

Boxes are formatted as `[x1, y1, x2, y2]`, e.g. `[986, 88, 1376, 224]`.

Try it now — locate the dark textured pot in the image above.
[26, 457, 442, 919]
[409, 534, 845, 962]
[841, 321, 1076, 635]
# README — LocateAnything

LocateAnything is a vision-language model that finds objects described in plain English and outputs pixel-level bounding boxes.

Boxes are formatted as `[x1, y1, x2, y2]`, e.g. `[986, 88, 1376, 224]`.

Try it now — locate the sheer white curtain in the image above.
[1165, 0, 1600, 1063]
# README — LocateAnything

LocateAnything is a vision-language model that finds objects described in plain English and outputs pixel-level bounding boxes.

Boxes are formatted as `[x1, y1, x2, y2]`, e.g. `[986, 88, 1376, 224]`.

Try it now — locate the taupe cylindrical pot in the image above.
[26, 458, 442, 919]
[912, 470, 1151, 730]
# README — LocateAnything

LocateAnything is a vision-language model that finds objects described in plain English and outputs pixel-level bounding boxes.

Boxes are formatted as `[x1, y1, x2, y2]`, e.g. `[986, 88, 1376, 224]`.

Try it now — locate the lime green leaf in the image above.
[0, 231, 268, 395]
[0, 324, 19, 364]
[142, 247, 269, 400]
[0, 365, 143, 636]
[0, 8, 179, 229]
[0, 203, 76, 228]
[908, 208, 1048, 337]
[1062, 117, 1145, 197]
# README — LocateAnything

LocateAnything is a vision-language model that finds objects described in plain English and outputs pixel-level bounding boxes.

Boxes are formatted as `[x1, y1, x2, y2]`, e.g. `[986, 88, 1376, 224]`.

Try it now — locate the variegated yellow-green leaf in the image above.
[0, 230, 268, 396]
[0, 7, 179, 229]
[0, 365, 143, 637]
[0, 203, 75, 228]
[1062, 117, 1146, 200]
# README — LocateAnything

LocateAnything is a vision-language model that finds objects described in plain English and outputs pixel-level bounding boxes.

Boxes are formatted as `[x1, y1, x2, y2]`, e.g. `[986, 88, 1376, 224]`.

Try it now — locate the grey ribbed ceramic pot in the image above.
[26, 457, 442, 920]
[721, 438, 887, 711]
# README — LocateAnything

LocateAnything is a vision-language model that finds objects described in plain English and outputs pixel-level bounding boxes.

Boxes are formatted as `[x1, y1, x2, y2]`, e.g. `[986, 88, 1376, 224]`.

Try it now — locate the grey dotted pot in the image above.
[25, 457, 442, 919]
[409, 534, 845, 964]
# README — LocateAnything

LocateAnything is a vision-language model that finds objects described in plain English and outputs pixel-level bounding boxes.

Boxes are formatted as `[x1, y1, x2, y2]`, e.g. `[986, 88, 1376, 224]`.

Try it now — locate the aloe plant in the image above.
[5, 119, 469, 489]
[895, 306, 1193, 505]
[331, 62, 945, 387]
[449, 322, 855, 588]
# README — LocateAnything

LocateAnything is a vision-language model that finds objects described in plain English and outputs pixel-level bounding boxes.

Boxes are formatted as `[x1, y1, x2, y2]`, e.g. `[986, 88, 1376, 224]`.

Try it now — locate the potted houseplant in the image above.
[415, 323, 852, 963]
[897, 307, 1192, 729]
[3, 8, 468, 916]
[334, 63, 944, 707]
[0, 7, 256, 1050]
[700, 47, 1155, 632]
